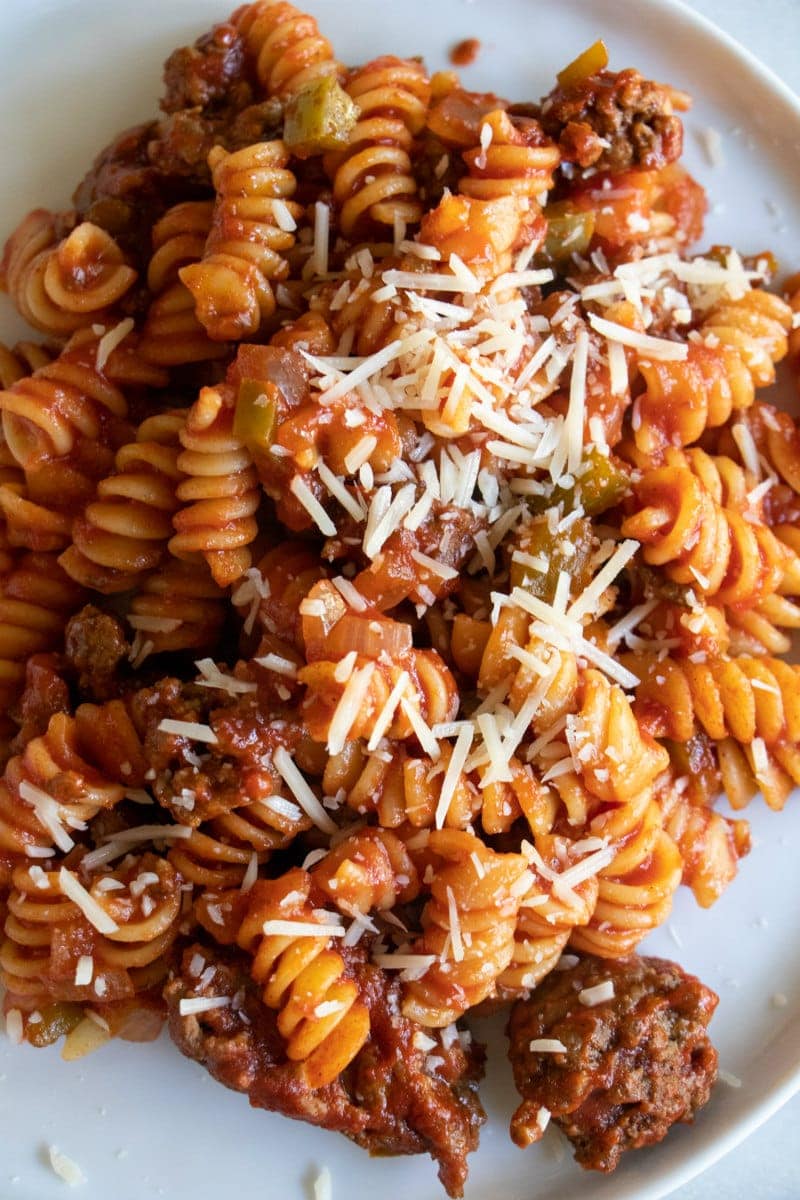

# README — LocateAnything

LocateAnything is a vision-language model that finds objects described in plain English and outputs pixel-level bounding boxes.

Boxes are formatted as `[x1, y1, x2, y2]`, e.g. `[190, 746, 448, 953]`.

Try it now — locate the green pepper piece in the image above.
[540, 201, 596, 267]
[510, 515, 594, 603]
[573, 447, 630, 515]
[234, 379, 277, 453]
[25, 1002, 85, 1048]
[529, 447, 629, 518]
[284, 76, 359, 157]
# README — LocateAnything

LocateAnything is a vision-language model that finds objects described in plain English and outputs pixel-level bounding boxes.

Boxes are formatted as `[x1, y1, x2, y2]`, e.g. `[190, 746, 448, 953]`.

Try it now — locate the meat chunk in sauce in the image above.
[64, 605, 129, 701]
[166, 943, 485, 1197]
[540, 69, 684, 172]
[507, 954, 718, 1171]
[161, 22, 251, 115]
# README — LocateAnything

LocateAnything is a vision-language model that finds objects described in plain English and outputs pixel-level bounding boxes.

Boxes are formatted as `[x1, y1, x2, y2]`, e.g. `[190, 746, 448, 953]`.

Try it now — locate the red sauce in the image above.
[450, 37, 481, 67]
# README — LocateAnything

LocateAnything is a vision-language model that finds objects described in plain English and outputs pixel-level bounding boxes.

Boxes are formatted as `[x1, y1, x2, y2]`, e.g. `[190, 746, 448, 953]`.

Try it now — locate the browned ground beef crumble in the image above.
[507, 953, 718, 1171]
[540, 68, 684, 172]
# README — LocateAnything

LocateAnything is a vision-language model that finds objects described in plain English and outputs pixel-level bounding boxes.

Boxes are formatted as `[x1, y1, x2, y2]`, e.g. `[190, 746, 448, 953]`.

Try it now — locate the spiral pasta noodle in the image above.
[140, 201, 229, 367]
[300, 636, 459, 750]
[555, 672, 682, 958]
[622, 447, 800, 607]
[327, 56, 431, 235]
[1, 852, 181, 1034]
[0, 552, 85, 710]
[630, 650, 800, 811]
[59, 411, 186, 593]
[0, 708, 129, 868]
[401, 829, 530, 1026]
[0, 327, 164, 483]
[237, 867, 371, 1087]
[460, 109, 560, 203]
[180, 142, 302, 340]
[498, 833, 599, 996]
[322, 741, 480, 830]
[1, 211, 136, 338]
[124, 559, 226, 666]
[634, 290, 793, 454]
[170, 384, 260, 587]
[311, 826, 420, 913]
[233, 1, 341, 99]
[656, 774, 750, 909]
[169, 794, 312, 889]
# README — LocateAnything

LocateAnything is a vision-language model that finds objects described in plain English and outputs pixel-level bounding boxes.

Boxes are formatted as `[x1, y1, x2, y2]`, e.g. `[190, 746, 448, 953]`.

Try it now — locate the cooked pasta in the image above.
[238, 868, 371, 1086]
[327, 56, 431, 235]
[0, 211, 136, 338]
[170, 383, 260, 586]
[180, 142, 302, 340]
[140, 201, 229, 367]
[622, 447, 800, 606]
[1, 7, 798, 1193]
[233, 1, 342, 99]
[0, 552, 86, 710]
[401, 829, 530, 1026]
[59, 411, 186, 593]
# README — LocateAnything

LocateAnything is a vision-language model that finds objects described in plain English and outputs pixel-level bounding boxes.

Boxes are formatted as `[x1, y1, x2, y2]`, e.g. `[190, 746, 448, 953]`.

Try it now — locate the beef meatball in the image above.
[507, 953, 718, 1171]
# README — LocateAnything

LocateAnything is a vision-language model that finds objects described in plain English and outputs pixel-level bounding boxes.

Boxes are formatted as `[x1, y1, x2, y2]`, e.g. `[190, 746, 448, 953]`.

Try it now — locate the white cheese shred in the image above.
[59, 868, 119, 935]
[272, 747, 338, 836]
[48, 1146, 86, 1187]
[578, 980, 615, 1007]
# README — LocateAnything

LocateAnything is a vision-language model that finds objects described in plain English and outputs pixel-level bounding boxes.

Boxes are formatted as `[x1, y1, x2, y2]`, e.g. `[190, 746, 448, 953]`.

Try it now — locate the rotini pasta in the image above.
[233, 1, 342, 99]
[0, 211, 136, 338]
[327, 56, 431, 235]
[180, 142, 302, 340]
[401, 829, 530, 1026]
[59, 411, 186, 593]
[237, 868, 370, 1086]
[0, 552, 85, 710]
[140, 201, 230, 367]
[170, 384, 260, 586]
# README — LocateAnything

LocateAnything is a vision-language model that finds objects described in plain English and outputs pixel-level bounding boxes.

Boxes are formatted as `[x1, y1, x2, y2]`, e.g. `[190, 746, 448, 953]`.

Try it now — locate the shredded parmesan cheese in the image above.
[578, 980, 615, 1006]
[95, 317, 134, 372]
[588, 313, 689, 360]
[529, 1038, 568, 1053]
[178, 996, 231, 1016]
[59, 869, 119, 935]
[48, 1146, 86, 1187]
[290, 474, 337, 536]
[157, 719, 218, 744]
[272, 747, 338, 835]
[261, 919, 345, 938]
[314, 1167, 333, 1200]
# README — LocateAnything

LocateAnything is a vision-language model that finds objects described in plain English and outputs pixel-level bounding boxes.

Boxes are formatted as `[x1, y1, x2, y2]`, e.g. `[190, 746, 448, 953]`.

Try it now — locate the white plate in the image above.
[0, 1, 799, 1197]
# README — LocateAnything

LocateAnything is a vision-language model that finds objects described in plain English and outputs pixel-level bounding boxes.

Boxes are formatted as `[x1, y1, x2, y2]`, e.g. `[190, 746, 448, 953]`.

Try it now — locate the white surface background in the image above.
[669, 7, 800, 1199]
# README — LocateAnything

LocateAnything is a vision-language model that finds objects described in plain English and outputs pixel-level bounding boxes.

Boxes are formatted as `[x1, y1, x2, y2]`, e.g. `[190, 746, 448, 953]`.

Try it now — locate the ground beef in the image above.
[127, 675, 300, 826]
[166, 943, 485, 1197]
[72, 122, 184, 264]
[161, 22, 252, 115]
[64, 606, 129, 701]
[507, 954, 718, 1171]
[540, 69, 683, 172]
[147, 99, 283, 188]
